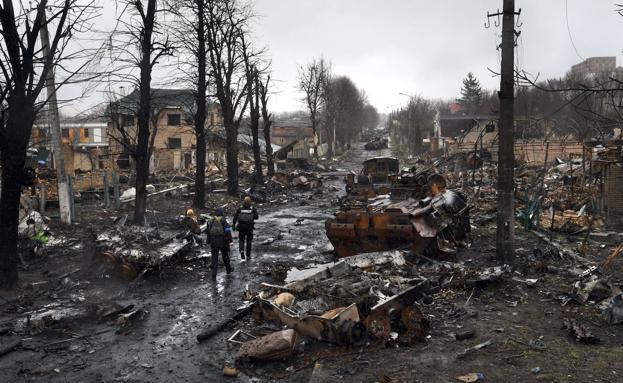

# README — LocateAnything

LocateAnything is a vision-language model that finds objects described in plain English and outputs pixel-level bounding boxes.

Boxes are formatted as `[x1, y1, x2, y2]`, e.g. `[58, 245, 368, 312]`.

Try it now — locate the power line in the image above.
[565, 0, 584, 61]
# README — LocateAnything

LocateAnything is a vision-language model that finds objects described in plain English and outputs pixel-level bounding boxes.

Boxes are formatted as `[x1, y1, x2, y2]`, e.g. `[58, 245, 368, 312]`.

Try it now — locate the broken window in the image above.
[168, 137, 182, 149]
[121, 115, 135, 126]
[168, 114, 181, 126]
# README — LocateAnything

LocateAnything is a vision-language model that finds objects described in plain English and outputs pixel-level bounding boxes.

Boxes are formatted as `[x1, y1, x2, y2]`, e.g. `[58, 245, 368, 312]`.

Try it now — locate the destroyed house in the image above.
[205, 128, 282, 167]
[270, 120, 314, 159]
[441, 114, 578, 165]
[108, 89, 223, 172]
[31, 118, 109, 174]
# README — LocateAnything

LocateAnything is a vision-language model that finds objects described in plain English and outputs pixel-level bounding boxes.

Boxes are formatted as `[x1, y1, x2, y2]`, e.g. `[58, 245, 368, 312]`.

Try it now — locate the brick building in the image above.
[108, 88, 223, 172]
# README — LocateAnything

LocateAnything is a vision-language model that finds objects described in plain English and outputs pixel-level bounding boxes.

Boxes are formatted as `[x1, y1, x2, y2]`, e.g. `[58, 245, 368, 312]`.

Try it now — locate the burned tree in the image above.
[0, 0, 98, 288]
[298, 58, 329, 159]
[258, 73, 274, 177]
[108, 0, 174, 223]
[205, 0, 251, 195]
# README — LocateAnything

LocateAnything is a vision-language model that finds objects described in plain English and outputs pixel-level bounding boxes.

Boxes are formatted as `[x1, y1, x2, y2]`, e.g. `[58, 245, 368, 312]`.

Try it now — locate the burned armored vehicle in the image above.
[345, 157, 430, 202]
[345, 157, 399, 200]
[327, 175, 470, 258]
[364, 137, 389, 150]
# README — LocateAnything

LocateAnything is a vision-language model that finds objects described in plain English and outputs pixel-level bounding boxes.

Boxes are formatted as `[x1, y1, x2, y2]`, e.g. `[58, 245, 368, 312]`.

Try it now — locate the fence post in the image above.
[113, 170, 120, 208]
[103, 170, 110, 207]
[39, 183, 46, 213]
[67, 175, 75, 221]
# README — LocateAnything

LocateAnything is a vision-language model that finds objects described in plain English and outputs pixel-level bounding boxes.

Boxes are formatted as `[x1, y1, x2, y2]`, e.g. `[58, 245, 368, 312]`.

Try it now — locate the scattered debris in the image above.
[457, 340, 492, 359]
[0, 339, 22, 358]
[456, 372, 485, 382]
[222, 366, 238, 377]
[601, 293, 623, 325]
[455, 329, 476, 341]
[197, 305, 253, 343]
[562, 318, 599, 344]
[235, 329, 298, 361]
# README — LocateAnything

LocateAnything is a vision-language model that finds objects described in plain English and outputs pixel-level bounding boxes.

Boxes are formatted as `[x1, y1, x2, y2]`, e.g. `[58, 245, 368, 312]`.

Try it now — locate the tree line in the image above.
[297, 57, 379, 159]
[385, 68, 623, 160]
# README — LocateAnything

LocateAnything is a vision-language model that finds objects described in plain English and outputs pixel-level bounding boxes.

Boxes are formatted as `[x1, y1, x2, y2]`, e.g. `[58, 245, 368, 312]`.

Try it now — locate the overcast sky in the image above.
[64, 0, 623, 115]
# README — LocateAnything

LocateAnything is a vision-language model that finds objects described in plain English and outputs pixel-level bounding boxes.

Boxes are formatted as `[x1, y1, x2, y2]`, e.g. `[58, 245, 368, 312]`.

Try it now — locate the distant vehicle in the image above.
[344, 157, 399, 199]
[364, 137, 388, 150]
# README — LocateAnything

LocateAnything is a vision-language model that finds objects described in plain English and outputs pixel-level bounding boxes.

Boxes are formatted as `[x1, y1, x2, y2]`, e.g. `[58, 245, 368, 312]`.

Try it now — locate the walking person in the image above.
[233, 196, 259, 260]
[206, 207, 233, 279]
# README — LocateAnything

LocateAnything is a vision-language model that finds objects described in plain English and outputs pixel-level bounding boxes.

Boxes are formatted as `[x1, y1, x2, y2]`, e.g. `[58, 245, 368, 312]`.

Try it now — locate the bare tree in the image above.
[205, 0, 251, 195]
[171, 0, 210, 208]
[240, 32, 264, 184]
[392, 96, 436, 157]
[298, 58, 329, 159]
[258, 73, 274, 176]
[106, 0, 174, 223]
[0, 0, 99, 288]
[323, 75, 365, 156]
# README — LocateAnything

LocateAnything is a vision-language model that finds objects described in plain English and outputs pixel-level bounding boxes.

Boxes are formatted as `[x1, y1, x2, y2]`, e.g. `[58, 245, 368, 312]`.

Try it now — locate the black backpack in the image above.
[209, 217, 224, 236]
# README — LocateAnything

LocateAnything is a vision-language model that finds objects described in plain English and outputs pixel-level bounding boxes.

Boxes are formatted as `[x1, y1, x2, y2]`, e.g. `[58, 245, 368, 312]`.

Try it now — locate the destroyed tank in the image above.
[345, 157, 430, 202]
[326, 189, 470, 259]
[345, 157, 398, 201]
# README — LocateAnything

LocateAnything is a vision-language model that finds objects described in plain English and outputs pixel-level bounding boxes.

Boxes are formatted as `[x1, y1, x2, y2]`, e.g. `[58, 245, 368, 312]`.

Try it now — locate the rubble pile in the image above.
[228, 251, 431, 363]
[94, 213, 208, 280]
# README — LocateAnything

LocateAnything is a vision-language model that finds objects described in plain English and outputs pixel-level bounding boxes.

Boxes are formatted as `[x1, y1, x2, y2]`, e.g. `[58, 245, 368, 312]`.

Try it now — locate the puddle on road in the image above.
[153, 308, 203, 349]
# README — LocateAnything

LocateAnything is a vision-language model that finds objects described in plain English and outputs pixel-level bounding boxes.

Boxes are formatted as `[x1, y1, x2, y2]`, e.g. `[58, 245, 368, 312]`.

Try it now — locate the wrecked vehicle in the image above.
[345, 157, 399, 200]
[95, 214, 208, 280]
[364, 137, 389, 150]
[326, 187, 470, 258]
[228, 250, 431, 363]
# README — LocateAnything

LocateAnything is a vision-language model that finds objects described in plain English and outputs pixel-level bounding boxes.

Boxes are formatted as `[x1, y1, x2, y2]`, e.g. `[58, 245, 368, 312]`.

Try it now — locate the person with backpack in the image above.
[233, 196, 259, 260]
[206, 207, 233, 279]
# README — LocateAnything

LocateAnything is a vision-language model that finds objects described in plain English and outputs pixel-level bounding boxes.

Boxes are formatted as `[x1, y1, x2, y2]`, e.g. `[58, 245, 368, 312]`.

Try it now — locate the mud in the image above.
[1, 143, 622, 383]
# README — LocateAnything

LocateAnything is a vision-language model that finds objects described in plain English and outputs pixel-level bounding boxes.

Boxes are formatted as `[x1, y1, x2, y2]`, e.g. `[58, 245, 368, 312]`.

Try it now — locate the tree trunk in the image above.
[326, 120, 334, 160]
[247, 71, 262, 184]
[251, 124, 262, 183]
[133, 0, 156, 225]
[311, 116, 319, 160]
[263, 118, 274, 177]
[0, 159, 21, 288]
[0, 101, 32, 288]
[193, 4, 207, 208]
[225, 115, 239, 195]
[194, 124, 207, 207]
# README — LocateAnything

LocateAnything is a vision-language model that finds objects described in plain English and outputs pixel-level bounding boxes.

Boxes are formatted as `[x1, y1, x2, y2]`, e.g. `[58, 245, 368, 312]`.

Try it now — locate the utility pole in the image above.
[487, 0, 518, 263]
[40, 9, 71, 224]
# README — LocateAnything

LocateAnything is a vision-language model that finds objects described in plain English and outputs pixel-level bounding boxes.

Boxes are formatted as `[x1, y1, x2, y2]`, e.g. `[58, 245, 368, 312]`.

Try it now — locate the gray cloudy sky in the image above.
[64, 0, 623, 115]
[250, 0, 623, 113]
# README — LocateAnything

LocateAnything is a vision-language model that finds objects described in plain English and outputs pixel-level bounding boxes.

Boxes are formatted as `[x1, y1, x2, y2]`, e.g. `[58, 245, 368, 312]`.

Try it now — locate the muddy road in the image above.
[0, 144, 382, 382]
